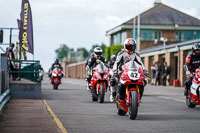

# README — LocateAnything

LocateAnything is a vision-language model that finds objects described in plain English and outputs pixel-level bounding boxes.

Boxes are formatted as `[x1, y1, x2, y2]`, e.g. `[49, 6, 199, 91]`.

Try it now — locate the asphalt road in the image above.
[42, 78, 200, 133]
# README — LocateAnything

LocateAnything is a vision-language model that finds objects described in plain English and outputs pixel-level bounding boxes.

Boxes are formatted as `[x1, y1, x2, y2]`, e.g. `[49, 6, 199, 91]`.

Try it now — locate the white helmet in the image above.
[110, 55, 116, 60]
[93, 47, 103, 56]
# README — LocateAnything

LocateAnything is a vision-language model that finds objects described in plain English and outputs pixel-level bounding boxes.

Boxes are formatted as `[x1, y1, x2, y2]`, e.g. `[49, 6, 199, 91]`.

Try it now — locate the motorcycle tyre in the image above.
[99, 85, 105, 103]
[129, 91, 138, 120]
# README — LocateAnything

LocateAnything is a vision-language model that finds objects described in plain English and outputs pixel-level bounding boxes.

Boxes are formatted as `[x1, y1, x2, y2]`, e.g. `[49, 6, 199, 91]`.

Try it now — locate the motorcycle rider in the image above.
[6, 43, 18, 80]
[108, 55, 116, 68]
[108, 55, 117, 102]
[86, 47, 106, 91]
[49, 59, 63, 79]
[110, 38, 148, 106]
[39, 65, 44, 81]
[184, 43, 200, 96]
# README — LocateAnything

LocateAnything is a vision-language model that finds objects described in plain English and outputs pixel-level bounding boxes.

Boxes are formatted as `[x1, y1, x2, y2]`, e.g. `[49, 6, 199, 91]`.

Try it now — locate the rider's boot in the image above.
[184, 88, 188, 96]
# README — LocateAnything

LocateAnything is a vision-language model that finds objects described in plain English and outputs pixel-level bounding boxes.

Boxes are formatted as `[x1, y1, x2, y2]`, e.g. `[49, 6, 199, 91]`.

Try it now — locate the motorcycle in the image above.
[116, 59, 146, 120]
[51, 67, 63, 90]
[39, 69, 44, 82]
[186, 68, 200, 108]
[90, 60, 110, 103]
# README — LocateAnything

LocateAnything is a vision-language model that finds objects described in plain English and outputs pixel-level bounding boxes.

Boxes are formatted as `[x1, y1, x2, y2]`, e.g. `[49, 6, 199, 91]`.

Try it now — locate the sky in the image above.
[0, 0, 200, 71]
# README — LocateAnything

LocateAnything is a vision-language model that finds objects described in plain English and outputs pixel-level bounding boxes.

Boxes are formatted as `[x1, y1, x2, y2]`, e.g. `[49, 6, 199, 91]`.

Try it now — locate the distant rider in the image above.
[110, 38, 149, 106]
[6, 43, 18, 80]
[86, 47, 106, 91]
[184, 43, 200, 95]
[108, 55, 116, 69]
[108, 55, 117, 102]
[49, 59, 63, 79]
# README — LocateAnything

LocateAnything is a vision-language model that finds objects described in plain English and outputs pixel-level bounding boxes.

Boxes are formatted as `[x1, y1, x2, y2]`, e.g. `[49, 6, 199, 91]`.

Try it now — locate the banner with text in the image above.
[20, 0, 34, 54]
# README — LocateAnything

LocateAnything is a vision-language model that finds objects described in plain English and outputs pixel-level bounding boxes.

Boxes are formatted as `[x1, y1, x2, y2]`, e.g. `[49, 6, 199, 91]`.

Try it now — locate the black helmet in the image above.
[55, 59, 59, 63]
[192, 43, 200, 55]
[9, 43, 15, 48]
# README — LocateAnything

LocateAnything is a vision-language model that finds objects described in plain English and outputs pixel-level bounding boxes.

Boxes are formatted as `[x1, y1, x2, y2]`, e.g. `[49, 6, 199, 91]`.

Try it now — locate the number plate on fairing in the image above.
[128, 71, 140, 80]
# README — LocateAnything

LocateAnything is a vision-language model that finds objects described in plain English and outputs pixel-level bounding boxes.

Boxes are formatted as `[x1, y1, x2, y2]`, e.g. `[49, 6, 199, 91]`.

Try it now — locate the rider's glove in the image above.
[143, 69, 149, 78]
[96, 59, 102, 64]
[87, 70, 92, 76]
[186, 71, 192, 78]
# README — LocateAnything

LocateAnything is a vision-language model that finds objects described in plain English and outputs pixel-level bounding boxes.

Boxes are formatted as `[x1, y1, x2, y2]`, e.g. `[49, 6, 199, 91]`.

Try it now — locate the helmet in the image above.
[93, 47, 103, 56]
[110, 55, 116, 61]
[9, 43, 15, 48]
[192, 43, 200, 55]
[55, 59, 59, 63]
[124, 38, 136, 54]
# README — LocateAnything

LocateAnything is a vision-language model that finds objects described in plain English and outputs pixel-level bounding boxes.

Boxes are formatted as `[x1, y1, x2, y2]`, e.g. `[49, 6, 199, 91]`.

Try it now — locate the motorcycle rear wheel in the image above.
[129, 91, 138, 120]
[99, 85, 105, 103]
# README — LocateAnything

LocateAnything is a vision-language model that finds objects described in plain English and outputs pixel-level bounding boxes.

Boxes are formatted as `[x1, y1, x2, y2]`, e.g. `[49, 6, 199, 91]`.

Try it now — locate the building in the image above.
[64, 2, 200, 87]
[67, 50, 84, 63]
[106, 3, 200, 50]
[140, 39, 200, 87]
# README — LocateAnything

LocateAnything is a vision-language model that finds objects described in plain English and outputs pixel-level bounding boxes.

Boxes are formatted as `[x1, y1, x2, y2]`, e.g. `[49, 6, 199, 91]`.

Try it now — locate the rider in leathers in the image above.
[111, 38, 148, 106]
[184, 43, 200, 95]
[86, 47, 106, 91]
[49, 59, 63, 79]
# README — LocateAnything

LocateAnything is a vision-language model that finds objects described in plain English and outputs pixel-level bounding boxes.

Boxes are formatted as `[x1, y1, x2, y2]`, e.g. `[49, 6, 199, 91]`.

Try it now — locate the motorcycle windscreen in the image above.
[126, 61, 141, 80]
[95, 63, 106, 74]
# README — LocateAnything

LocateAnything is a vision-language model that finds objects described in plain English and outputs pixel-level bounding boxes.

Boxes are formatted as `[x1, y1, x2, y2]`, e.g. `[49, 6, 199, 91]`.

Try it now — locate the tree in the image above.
[77, 48, 89, 58]
[55, 44, 69, 61]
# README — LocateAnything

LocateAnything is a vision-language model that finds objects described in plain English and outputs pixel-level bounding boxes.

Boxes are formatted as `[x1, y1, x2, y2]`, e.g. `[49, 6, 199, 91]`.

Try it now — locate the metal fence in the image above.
[0, 53, 10, 112]
[8, 60, 40, 83]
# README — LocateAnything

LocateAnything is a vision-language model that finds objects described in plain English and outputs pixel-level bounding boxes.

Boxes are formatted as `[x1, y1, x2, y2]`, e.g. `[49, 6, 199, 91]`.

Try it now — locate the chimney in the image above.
[154, 0, 161, 6]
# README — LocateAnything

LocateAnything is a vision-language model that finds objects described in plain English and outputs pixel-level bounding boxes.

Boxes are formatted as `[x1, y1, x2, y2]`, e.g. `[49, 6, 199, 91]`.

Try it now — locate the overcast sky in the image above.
[0, 0, 200, 71]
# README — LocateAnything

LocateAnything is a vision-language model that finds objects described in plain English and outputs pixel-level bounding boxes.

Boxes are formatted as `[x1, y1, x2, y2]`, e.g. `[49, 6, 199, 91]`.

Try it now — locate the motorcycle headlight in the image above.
[96, 73, 101, 79]
[104, 74, 108, 79]
[198, 78, 200, 82]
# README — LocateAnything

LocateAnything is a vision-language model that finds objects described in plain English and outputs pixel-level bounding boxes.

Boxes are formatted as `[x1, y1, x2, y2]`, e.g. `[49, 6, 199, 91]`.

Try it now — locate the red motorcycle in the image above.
[51, 67, 63, 90]
[116, 60, 146, 120]
[186, 68, 200, 108]
[90, 61, 110, 103]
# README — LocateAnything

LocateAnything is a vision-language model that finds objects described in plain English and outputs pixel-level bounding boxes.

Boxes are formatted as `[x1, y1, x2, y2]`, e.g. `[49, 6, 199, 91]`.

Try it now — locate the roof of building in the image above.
[124, 3, 200, 26]
[139, 38, 200, 55]
[106, 3, 200, 34]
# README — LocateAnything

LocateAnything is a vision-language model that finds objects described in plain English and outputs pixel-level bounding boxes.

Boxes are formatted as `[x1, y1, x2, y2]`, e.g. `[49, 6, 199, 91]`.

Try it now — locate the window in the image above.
[140, 30, 153, 41]
[175, 30, 200, 42]
[184, 31, 193, 41]
[113, 33, 121, 44]
[131, 29, 161, 41]
[121, 31, 127, 44]
[194, 31, 200, 39]
[175, 31, 184, 42]
[153, 30, 161, 40]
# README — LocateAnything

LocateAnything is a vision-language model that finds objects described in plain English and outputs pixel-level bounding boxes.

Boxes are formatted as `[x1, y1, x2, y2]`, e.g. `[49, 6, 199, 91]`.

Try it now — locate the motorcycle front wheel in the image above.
[53, 79, 58, 90]
[99, 85, 105, 103]
[129, 91, 138, 120]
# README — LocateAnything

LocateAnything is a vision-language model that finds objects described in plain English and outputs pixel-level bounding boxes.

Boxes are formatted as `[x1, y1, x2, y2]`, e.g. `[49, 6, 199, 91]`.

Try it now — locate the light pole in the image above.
[160, 37, 168, 50]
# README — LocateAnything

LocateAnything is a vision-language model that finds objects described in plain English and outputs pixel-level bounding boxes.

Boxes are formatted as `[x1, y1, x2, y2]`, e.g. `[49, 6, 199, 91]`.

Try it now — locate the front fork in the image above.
[96, 81, 107, 94]
[126, 85, 140, 105]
